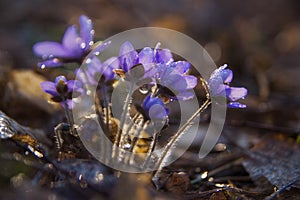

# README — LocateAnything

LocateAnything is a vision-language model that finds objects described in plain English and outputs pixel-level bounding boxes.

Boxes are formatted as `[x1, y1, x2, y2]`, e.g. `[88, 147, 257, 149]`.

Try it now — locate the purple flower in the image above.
[117, 41, 173, 79]
[76, 56, 119, 86]
[156, 61, 198, 101]
[153, 43, 173, 64]
[117, 41, 197, 100]
[41, 75, 83, 109]
[118, 41, 139, 72]
[33, 15, 109, 68]
[208, 64, 247, 108]
[141, 94, 169, 121]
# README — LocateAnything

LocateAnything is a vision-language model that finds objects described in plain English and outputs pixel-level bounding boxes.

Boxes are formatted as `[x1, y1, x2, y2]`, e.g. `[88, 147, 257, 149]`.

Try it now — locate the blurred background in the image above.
[0, 0, 300, 198]
[1, 0, 300, 127]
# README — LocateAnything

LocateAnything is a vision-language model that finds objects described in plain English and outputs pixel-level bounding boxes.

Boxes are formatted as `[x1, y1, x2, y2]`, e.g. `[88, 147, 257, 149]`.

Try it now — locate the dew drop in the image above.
[94, 172, 104, 182]
[139, 86, 149, 94]
[80, 43, 86, 49]
[200, 171, 208, 179]
[40, 64, 46, 69]
[85, 58, 92, 64]
[123, 143, 131, 150]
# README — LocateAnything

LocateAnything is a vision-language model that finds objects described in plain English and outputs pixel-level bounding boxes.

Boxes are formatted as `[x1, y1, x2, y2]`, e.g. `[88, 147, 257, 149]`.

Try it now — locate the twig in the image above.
[265, 176, 300, 200]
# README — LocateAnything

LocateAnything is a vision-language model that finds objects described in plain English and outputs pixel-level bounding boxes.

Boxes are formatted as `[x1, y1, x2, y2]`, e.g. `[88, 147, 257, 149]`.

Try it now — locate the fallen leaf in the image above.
[243, 134, 300, 190]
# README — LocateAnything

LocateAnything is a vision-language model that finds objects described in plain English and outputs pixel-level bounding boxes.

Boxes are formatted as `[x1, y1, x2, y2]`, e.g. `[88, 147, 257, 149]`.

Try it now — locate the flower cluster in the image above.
[35, 15, 248, 171]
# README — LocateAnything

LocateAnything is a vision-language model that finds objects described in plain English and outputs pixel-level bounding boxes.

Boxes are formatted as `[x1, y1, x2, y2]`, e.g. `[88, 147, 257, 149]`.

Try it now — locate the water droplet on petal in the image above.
[80, 43, 86, 49]
[85, 58, 92, 64]
[40, 64, 46, 69]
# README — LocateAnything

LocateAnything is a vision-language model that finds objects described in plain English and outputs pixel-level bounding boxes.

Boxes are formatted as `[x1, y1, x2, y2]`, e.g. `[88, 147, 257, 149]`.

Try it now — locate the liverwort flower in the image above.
[208, 64, 247, 108]
[118, 41, 139, 73]
[76, 56, 119, 87]
[41, 75, 83, 109]
[116, 41, 197, 101]
[141, 94, 169, 122]
[33, 15, 109, 68]
[116, 41, 174, 80]
[156, 61, 198, 101]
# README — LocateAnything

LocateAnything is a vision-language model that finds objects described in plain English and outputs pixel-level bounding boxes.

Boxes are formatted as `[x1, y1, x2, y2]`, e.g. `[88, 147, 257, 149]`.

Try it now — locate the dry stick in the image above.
[190, 158, 243, 185]
[265, 176, 300, 200]
[153, 79, 211, 184]
[184, 186, 262, 199]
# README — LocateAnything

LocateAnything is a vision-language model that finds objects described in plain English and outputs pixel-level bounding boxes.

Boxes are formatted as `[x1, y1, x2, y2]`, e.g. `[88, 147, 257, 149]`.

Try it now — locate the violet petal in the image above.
[40, 81, 58, 96]
[156, 48, 173, 64]
[119, 41, 138, 71]
[62, 25, 83, 56]
[184, 75, 198, 89]
[38, 59, 63, 68]
[226, 87, 247, 101]
[171, 61, 190, 74]
[33, 42, 70, 58]
[79, 15, 94, 51]
[227, 102, 247, 108]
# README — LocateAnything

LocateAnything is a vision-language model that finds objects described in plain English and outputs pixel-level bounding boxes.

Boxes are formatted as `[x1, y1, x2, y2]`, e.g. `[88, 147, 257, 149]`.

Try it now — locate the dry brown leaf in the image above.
[243, 134, 300, 189]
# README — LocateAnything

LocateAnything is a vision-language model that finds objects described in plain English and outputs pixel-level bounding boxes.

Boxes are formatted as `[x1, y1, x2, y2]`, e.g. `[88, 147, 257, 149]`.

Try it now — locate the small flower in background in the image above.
[141, 94, 169, 122]
[76, 56, 119, 87]
[208, 64, 247, 108]
[41, 75, 83, 109]
[33, 15, 109, 68]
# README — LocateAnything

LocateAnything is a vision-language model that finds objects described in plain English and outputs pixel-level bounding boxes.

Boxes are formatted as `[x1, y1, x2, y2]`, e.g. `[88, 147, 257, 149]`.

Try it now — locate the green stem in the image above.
[154, 99, 211, 172]
[142, 129, 159, 169]
[112, 81, 134, 159]
[63, 99, 75, 135]
[154, 78, 211, 178]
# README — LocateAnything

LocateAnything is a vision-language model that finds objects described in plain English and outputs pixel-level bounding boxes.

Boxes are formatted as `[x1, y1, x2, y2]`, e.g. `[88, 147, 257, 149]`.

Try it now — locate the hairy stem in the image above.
[112, 81, 134, 159]
[153, 78, 211, 183]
